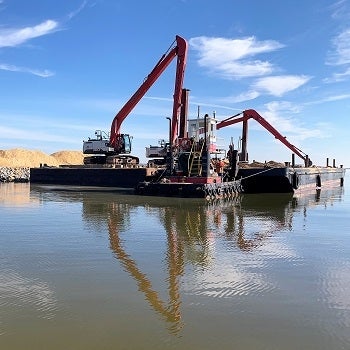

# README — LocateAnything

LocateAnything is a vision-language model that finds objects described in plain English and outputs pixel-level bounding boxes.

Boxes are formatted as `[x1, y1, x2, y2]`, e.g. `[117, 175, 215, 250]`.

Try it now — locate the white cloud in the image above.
[219, 90, 261, 104]
[327, 28, 350, 66]
[0, 18, 61, 77]
[329, 0, 350, 20]
[261, 101, 327, 141]
[0, 19, 59, 48]
[321, 93, 350, 101]
[67, 0, 88, 20]
[189, 36, 309, 98]
[324, 67, 350, 82]
[325, 28, 350, 81]
[189, 36, 284, 78]
[253, 75, 311, 97]
[265, 101, 301, 114]
[262, 102, 302, 134]
[217, 60, 274, 78]
[0, 63, 54, 77]
[305, 93, 350, 105]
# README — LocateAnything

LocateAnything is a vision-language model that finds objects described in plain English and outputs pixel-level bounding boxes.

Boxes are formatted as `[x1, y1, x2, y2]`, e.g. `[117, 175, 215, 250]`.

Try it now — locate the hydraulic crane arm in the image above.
[217, 109, 311, 164]
[109, 35, 188, 149]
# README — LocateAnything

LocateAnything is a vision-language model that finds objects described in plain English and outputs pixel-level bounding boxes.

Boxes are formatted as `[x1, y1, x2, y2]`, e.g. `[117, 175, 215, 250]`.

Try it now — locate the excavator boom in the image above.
[109, 35, 188, 150]
[217, 109, 311, 165]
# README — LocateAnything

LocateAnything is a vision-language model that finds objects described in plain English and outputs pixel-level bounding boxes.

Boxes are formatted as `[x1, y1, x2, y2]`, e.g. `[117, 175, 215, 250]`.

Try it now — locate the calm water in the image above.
[1, 176, 350, 350]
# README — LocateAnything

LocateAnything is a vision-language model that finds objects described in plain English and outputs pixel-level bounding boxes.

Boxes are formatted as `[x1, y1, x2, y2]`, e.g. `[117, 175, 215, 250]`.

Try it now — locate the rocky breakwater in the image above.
[0, 167, 30, 183]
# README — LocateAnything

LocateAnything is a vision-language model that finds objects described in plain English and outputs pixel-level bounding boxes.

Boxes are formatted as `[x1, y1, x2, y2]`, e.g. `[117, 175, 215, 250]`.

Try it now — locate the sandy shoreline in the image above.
[0, 148, 85, 182]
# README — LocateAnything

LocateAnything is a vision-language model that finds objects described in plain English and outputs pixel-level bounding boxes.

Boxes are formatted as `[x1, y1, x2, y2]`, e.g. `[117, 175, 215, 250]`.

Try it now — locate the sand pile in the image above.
[0, 148, 85, 168]
[239, 160, 285, 168]
[50, 150, 85, 166]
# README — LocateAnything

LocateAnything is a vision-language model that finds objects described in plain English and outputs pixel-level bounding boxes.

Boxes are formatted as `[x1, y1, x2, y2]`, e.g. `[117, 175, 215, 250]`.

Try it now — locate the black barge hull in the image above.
[30, 166, 158, 188]
[237, 166, 345, 193]
[30, 165, 345, 197]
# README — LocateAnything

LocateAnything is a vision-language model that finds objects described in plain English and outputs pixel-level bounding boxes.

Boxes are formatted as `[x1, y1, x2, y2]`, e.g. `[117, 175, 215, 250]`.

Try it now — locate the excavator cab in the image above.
[115, 134, 132, 154]
[83, 131, 132, 156]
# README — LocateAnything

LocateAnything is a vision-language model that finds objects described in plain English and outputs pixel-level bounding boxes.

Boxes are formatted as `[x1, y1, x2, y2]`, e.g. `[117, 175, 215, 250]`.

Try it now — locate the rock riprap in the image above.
[0, 167, 30, 182]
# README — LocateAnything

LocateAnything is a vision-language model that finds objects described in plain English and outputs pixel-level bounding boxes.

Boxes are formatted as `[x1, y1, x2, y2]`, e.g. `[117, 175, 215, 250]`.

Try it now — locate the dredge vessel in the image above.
[30, 35, 345, 198]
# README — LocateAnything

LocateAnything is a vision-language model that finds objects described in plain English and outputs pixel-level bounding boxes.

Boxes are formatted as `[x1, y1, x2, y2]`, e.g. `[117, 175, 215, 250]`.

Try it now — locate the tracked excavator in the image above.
[83, 35, 188, 165]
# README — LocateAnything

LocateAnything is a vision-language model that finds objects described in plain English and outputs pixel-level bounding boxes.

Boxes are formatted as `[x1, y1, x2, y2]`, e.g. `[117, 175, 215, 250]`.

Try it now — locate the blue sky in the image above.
[0, 0, 350, 166]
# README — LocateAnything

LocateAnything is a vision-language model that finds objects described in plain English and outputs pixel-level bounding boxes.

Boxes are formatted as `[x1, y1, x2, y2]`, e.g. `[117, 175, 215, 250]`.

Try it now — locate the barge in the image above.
[236, 163, 345, 194]
[30, 108, 346, 198]
[29, 35, 345, 198]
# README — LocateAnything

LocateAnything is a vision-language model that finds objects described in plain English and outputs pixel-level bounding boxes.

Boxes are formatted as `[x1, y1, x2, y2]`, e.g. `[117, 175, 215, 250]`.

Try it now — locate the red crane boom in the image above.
[109, 35, 188, 150]
[216, 109, 311, 165]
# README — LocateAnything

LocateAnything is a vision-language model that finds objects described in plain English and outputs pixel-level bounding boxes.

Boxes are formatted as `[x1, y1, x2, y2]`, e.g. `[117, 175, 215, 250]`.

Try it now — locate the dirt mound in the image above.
[239, 160, 285, 168]
[0, 148, 85, 168]
[50, 151, 85, 165]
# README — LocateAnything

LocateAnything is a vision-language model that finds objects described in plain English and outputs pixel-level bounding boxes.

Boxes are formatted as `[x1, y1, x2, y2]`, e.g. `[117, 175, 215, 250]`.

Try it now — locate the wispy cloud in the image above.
[329, 0, 350, 20]
[0, 2, 89, 79]
[189, 36, 284, 79]
[327, 28, 350, 66]
[0, 19, 59, 77]
[67, 0, 88, 20]
[261, 101, 326, 140]
[264, 101, 301, 114]
[325, 1, 350, 82]
[217, 90, 261, 104]
[253, 75, 311, 97]
[319, 93, 350, 102]
[324, 67, 350, 82]
[0, 19, 59, 48]
[325, 28, 350, 81]
[304, 92, 350, 105]
[0, 63, 54, 77]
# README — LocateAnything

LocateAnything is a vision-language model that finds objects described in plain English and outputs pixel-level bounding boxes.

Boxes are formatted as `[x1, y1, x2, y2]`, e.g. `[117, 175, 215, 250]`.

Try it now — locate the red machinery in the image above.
[216, 109, 312, 167]
[83, 35, 188, 165]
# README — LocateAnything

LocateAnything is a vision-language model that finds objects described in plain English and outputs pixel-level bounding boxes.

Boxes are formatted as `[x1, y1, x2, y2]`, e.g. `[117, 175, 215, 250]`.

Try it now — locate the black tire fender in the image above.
[292, 172, 299, 189]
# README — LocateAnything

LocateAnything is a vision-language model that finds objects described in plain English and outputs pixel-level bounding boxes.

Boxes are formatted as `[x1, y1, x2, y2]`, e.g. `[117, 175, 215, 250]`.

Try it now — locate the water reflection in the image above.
[108, 207, 184, 333]
[0, 269, 58, 321]
[0, 182, 39, 207]
[26, 184, 345, 335]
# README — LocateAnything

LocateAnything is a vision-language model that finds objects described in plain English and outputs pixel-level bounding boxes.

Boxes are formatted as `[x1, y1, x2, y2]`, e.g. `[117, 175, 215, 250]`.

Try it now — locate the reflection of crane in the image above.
[83, 35, 188, 166]
[107, 204, 184, 334]
[79, 193, 299, 334]
[216, 109, 312, 167]
[213, 194, 294, 251]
